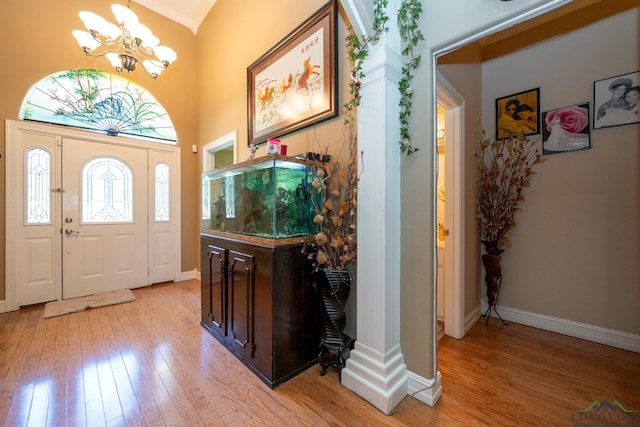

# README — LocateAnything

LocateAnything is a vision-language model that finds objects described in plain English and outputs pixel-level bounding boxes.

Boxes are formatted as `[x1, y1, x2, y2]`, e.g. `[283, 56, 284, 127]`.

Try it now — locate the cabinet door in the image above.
[228, 250, 256, 359]
[203, 243, 227, 336]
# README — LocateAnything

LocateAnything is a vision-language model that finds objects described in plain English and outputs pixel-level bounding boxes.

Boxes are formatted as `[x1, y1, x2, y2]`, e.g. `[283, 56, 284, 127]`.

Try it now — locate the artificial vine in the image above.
[344, 0, 424, 155]
[397, 0, 424, 155]
[343, 0, 389, 125]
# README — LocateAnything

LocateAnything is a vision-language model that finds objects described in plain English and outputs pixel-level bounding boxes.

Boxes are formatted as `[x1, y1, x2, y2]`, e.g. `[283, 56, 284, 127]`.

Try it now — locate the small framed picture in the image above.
[593, 71, 640, 129]
[495, 87, 540, 140]
[542, 102, 591, 155]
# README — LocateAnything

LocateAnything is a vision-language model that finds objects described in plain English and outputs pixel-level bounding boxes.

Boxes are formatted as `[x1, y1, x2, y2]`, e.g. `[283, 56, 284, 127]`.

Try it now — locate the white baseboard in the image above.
[175, 269, 201, 282]
[0, 300, 6, 314]
[481, 302, 640, 353]
[464, 305, 482, 335]
[407, 370, 442, 407]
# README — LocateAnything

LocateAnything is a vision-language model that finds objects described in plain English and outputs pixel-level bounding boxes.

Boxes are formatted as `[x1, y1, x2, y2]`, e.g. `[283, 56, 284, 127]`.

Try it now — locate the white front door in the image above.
[61, 138, 149, 299]
[6, 120, 181, 310]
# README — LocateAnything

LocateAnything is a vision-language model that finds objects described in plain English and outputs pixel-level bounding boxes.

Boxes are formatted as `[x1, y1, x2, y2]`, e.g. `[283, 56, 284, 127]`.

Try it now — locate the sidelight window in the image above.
[155, 163, 170, 221]
[26, 148, 51, 224]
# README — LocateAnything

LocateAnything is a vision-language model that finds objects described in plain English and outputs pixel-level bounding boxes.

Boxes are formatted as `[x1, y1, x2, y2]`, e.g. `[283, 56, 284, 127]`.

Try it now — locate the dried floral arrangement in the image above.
[476, 132, 545, 251]
[303, 153, 359, 271]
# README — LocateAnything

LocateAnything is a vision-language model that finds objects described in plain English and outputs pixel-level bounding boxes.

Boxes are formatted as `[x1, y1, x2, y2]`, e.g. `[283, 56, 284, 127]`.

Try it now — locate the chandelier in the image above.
[72, 1, 177, 79]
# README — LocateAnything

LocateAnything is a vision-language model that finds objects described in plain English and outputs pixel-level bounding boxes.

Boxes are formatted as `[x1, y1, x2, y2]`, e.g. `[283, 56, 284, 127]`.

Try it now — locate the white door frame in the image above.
[5, 119, 181, 311]
[436, 72, 466, 339]
[202, 130, 237, 173]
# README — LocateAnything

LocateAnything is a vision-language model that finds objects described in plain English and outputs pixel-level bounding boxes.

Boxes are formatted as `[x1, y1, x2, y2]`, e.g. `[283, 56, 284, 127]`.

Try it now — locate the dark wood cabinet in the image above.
[200, 233, 322, 388]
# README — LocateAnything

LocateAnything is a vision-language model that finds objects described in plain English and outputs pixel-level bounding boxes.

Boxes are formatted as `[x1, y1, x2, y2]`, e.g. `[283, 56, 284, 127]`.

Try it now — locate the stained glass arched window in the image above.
[19, 69, 177, 143]
[26, 148, 51, 224]
[155, 163, 170, 221]
[82, 157, 133, 223]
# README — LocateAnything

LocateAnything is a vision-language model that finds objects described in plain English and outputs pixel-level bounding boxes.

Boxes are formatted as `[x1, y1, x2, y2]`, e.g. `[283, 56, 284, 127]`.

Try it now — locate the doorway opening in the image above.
[203, 131, 237, 173]
[435, 72, 466, 341]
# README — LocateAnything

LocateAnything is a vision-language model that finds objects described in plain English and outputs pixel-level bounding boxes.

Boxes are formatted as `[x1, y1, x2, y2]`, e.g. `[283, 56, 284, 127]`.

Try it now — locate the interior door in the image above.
[61, 138, 149, 299]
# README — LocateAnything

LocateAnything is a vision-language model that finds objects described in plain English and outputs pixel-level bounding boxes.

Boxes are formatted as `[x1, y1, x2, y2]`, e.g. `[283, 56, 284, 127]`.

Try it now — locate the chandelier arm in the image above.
[88, 30, 124, 48]
[82, 47, 123, 58]
[141, 66, 159, 80]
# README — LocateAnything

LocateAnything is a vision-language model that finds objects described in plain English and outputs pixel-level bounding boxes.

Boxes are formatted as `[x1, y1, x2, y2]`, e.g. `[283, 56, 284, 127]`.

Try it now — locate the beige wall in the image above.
[1, 0, 200, 300]
[196, 0, 352, 162]
[481, 3, 639, 334]
[400, 0, 639, 379]
[437, 2, 639, 337]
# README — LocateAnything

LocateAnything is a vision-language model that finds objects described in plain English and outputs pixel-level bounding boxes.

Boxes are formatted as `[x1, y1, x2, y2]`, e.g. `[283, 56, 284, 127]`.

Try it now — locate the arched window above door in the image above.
[19, 69, 177, 143]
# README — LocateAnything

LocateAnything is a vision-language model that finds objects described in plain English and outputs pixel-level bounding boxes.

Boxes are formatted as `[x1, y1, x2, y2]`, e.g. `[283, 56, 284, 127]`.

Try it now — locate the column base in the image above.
[341, 341, 408, 415]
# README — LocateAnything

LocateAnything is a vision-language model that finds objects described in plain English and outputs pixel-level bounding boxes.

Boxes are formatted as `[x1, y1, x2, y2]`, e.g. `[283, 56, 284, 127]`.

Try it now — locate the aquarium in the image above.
[202, 154, 316, 239]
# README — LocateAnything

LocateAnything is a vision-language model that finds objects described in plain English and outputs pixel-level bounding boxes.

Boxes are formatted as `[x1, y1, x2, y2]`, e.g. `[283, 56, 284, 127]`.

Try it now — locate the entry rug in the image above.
[43, 289, 135, 319]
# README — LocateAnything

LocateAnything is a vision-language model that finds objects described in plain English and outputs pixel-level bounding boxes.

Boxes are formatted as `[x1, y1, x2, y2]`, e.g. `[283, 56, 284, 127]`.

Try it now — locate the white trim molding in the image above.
[407, 370, 442, 407]
[343, 342, 408, 415]
[202, 130, 237, 173]
[175, 269, 201, 282]
[482, 303, 640, 353]
[464, 305, 483, 335]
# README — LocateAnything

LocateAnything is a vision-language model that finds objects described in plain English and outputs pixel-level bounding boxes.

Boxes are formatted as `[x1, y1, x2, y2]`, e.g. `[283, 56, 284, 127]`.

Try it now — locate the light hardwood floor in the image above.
[1, 280, 638, 426]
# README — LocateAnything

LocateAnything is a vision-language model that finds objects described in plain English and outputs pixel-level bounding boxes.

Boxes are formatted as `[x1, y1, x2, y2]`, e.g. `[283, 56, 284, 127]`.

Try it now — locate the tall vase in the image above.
[482, 253, 502, 306]
[481, 241, 507, 325]
[316, 269, 354, 378]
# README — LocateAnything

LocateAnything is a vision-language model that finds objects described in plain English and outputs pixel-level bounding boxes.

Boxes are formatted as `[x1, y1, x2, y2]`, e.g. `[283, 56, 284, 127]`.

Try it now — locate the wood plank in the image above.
[2, 310, 41, 426]
[48, 313, 69, 427]
[98, 306, 145, 427]
[87, 309, 124, 424]
[108, 299, 165, 426]
[65, 311, 86, 426]
[78, 310, 106, 427]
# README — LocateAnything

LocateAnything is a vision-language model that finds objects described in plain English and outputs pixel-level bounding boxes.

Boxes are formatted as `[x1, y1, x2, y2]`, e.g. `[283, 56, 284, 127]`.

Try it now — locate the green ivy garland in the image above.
[344, 0, 389, 125]
[344, 0, 423, 155]
[397, 0, 424, 155]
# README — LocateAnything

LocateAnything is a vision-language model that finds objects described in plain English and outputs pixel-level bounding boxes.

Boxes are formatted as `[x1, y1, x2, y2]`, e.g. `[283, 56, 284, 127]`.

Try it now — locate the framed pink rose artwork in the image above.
[593, 71, 640, 129]
[542, 102, 591, 155]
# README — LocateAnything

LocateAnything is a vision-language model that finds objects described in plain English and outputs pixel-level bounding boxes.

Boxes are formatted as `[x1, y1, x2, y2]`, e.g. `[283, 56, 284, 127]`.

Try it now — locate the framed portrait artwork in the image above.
[247, 0, 337, 146]
[593, 71, 640, 129]
[495, 88, 540, 140]
[542, 102, 591, 155]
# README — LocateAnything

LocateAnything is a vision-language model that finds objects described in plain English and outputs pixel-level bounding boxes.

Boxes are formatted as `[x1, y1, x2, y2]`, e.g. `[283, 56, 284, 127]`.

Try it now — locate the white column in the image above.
[341, 0, 408, 415]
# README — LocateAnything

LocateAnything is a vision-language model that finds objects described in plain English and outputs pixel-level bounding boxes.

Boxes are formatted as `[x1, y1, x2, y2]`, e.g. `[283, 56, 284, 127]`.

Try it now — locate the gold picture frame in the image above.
[495, 87, 540, 140]
[247, 0, 337, 146]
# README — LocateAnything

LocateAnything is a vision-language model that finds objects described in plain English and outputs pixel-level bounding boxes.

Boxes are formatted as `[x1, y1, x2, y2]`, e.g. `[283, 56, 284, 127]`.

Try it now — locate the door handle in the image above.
[65, 228, 79, 236]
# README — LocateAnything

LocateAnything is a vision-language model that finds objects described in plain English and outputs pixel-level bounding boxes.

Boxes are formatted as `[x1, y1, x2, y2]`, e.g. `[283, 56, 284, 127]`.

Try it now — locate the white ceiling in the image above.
[133, 0, 217, 34]
[133, 0, 603, 39]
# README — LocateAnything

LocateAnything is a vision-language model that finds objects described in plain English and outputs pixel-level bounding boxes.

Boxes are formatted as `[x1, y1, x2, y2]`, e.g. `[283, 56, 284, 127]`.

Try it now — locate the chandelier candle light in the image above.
[72, 2, 177, 79]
